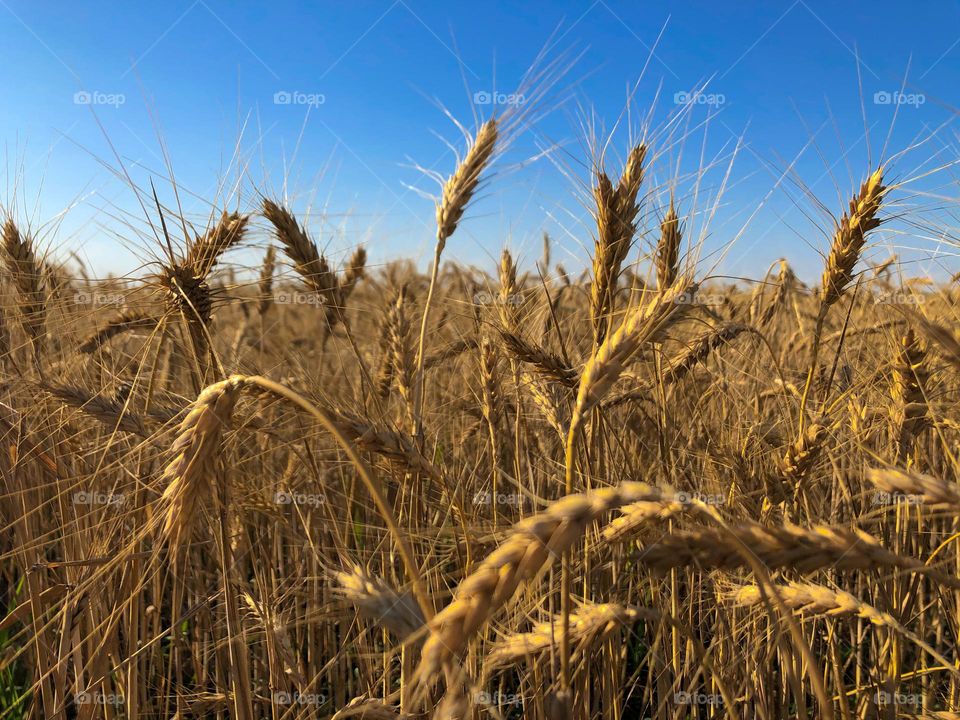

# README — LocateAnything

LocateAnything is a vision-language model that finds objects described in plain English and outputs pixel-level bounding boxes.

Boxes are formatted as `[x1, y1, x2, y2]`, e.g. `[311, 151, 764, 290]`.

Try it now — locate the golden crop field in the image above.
[1, 112, 959, 720]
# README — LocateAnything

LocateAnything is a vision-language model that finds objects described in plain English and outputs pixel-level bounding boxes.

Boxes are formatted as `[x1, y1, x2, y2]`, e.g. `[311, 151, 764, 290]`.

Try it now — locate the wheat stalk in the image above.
[414, 119, 499, 440]
[79, 310, 158, 353]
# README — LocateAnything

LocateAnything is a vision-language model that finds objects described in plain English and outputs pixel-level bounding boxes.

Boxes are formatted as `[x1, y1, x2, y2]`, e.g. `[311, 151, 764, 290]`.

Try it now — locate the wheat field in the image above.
[1, 113, 960, 720]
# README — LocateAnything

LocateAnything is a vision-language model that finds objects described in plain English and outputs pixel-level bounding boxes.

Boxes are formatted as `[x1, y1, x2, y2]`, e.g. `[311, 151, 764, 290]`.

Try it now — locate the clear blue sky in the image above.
[1, 0, 958, 281]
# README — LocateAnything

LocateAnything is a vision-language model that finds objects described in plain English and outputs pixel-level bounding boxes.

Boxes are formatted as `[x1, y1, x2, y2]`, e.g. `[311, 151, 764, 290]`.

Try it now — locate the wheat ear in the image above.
[3, 218, 46, 356]
[258, 246, 276, 317]
[486, 603, 659, 670]
[731, 580, 959, 675]
[335, 566, 425, 639]
[79, 310, 158, 353]
[655, 199, 681, 290]
[633, 522, 960, 587]
[820, 168, 885, 310]
[590, 143, 647, 345]
[572, 278, 696, 428]
[892, 328, 930, 463]
[498, 329, 579, 387]
[412, 481, 669, 692]
[414, 119, 498, 438]
[867, 467, 960, 507]
[186, 211, 249, 278]
[159, 375, 246, 558]
[262, 199, 338, 300]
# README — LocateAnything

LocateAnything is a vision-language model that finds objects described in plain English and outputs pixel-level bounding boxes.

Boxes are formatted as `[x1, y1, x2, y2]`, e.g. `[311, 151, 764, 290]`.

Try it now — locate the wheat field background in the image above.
[1, 103, 959, 720]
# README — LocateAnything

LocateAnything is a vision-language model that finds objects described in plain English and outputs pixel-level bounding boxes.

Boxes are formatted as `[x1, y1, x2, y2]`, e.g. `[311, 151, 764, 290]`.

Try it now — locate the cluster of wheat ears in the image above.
[1, 111, 960, 720]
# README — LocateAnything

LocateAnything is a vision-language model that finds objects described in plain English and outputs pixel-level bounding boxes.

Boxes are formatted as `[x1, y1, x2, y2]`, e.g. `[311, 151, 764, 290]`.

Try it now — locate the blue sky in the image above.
[1, 0, 958, 281]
